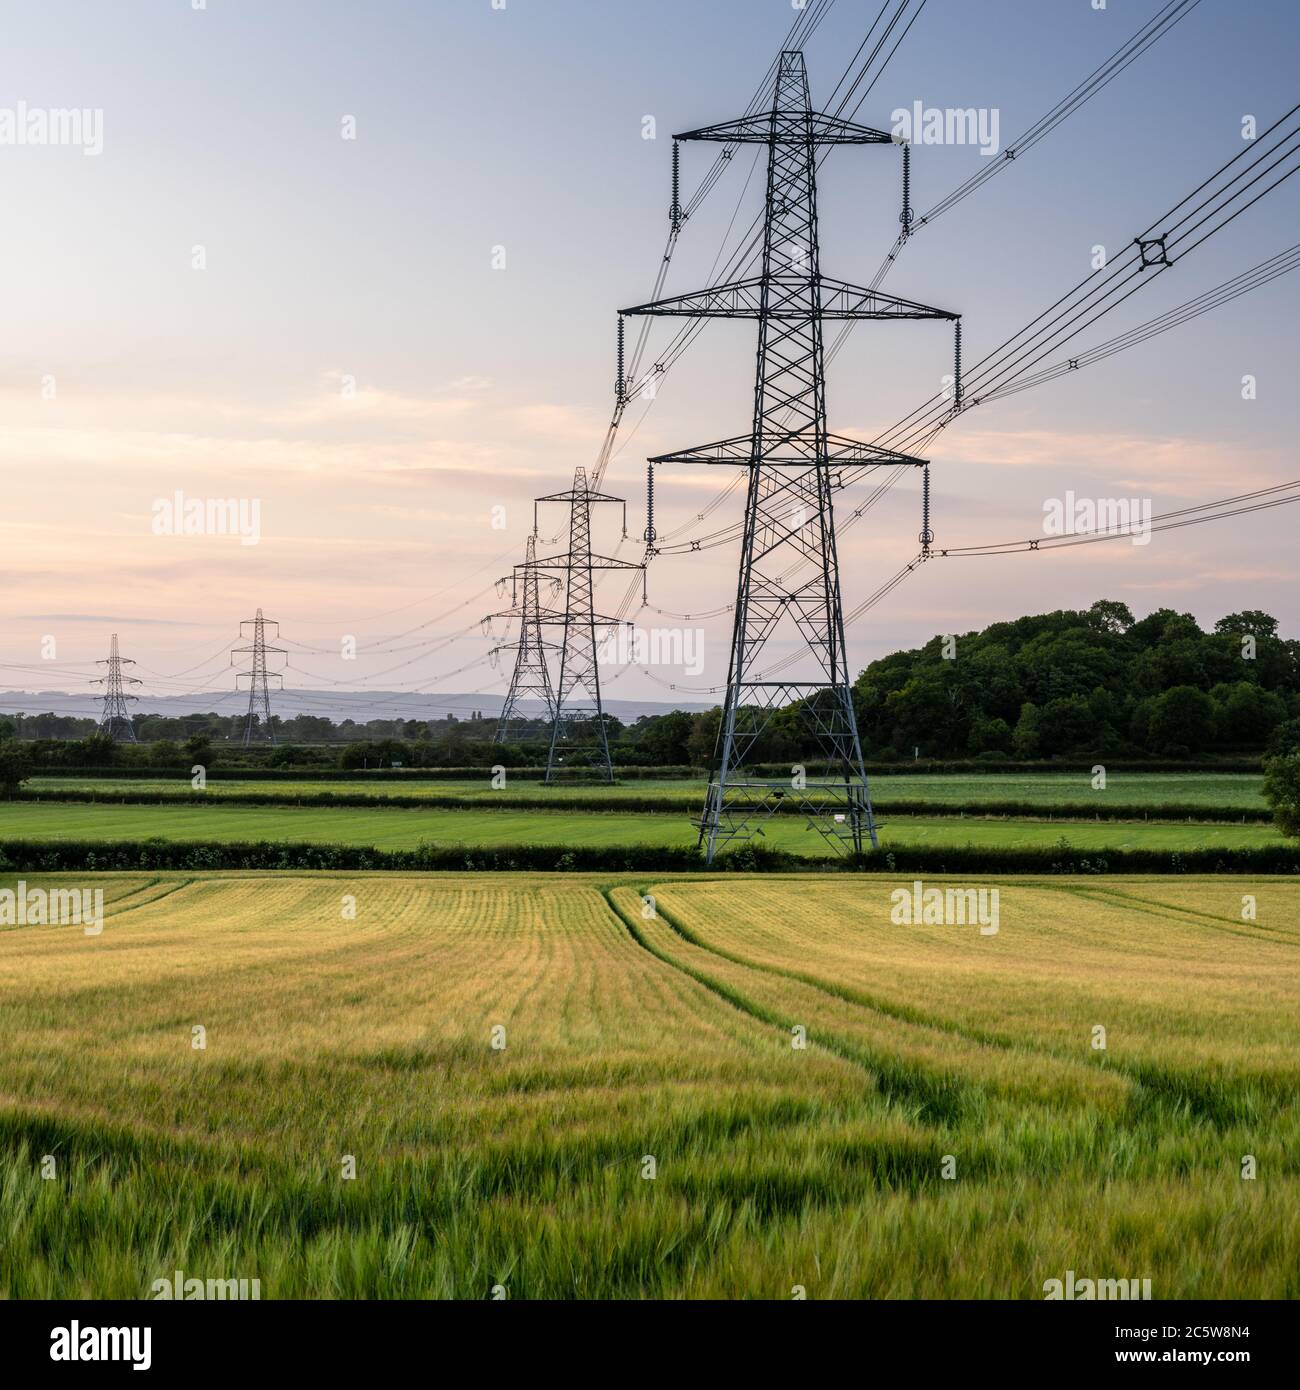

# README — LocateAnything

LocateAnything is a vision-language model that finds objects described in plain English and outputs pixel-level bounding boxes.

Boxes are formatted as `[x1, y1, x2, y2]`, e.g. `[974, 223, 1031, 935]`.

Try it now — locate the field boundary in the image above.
[2, 837, 1298, 875]
[11, 788, 1272, 823]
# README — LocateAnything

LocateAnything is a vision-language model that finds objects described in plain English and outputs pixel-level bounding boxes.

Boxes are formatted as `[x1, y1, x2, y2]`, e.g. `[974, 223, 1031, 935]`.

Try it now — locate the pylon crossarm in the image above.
[487, 604, 566, 624]
[534, 486, 625, 505]
[531, 552, 642, 572]
[621, 275, 954, 322]
[534, 612, 632, 628]
[817, 276, 957, 320]
[621, 276, 764, 317]
[674, 111, 893, 146]
[649, 431, 925, 468]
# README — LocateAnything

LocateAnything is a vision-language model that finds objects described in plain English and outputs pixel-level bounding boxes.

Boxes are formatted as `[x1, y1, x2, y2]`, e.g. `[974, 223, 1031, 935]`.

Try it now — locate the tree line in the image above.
[853, 601, 1299, 760]
[2, 601, 1298, 775]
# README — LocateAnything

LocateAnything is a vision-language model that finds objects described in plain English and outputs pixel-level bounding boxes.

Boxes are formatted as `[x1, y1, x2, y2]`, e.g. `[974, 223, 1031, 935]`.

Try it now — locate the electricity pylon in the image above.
[490, 531, 561, 741]
[532, 466, 643, 783]
[621, 49, 958, 861]
[92, 633, 141, 742]
[232, 609, 285, 746]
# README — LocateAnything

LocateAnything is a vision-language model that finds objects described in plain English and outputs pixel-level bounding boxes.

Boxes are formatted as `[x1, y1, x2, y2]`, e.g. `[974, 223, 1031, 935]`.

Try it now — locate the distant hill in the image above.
[0, 689, 714, 724]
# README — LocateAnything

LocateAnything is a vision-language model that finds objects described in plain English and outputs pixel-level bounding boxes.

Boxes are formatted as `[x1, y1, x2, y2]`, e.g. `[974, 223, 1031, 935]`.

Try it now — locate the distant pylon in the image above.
[232, 609, 285, 746]
[490, 531, 561, 741]
[92, 633, 141, 742]
[622, 50, 958, 860]
[532, 466, 644, 783]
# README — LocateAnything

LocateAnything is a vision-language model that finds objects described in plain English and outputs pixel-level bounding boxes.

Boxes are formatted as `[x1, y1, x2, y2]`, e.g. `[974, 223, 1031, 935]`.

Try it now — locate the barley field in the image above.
[2, 871, 1296, 1298]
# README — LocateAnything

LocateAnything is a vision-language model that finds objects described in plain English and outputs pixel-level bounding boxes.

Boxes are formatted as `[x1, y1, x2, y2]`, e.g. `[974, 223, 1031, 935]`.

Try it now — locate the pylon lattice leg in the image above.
[706, 57, 876, 859]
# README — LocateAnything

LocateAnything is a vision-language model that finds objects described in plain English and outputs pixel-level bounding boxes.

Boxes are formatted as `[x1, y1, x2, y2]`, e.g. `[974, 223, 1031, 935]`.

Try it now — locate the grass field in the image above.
[27, 769, 1268, 809]
[0, 800, 1281, 852]
[2, 871, 1296, 1298]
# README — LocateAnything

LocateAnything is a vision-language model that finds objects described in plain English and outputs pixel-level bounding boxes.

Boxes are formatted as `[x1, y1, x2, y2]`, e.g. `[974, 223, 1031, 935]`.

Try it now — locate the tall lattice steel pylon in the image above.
[533, 466, 643, 783]
[622, 50, 959, 861]
[232, 609, 285, 746]
[92, 633, 141, 742]
[490, 531, 561, 741]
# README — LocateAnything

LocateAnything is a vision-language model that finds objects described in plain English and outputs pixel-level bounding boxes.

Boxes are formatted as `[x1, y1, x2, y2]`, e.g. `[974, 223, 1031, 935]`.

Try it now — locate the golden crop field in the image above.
[1, 871, 1297, 1299]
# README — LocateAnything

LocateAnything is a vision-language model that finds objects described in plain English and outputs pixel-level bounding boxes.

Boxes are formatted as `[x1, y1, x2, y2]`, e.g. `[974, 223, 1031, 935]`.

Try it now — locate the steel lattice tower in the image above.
[533, 466, 643, 783]
[622, 50, 958, 860]
[92, 632, 141, 742]
[232, 609, 285, 746]
[491, 531, 561, 741]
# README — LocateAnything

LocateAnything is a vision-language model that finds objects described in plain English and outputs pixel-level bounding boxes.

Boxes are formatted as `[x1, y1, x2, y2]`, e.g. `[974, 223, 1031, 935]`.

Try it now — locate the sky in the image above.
[1, 0, 1297, 720]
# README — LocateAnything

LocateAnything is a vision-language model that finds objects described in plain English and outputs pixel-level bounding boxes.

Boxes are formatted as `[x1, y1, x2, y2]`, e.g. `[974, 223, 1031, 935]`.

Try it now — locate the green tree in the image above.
[885, 669, 965, 756]
[149, 739, 182, 768]
[1014, 629, 1122, 704]
[1088, 685, 1122, 727]
[68, 733, 117, 767]
[1147, 686, 1216, 755]
[1087, 599, 1135, 634]
[961, 644, 1023, 724]
[0, 740, 32, 796]
[1011, 702, 1042, 758]
[686, 709, 720, 767]
[281, 714, 335, 743]
[967, 715, 1012, 755]
[1128, 608, 1202, 648]
[1211, 682, 1286, 748]
[341, 738, 407, 769]
[1267, 717, 1300, 756]
[1214, 610, 1279, 639]
[851, 601, 1294, 758]
[633, 710, 693, 764]
[182, 734, 213, 767]
[1040, 695, 1099, 754]
[1138, 637, 1209, 692]
[1262, 752, 1300, 839]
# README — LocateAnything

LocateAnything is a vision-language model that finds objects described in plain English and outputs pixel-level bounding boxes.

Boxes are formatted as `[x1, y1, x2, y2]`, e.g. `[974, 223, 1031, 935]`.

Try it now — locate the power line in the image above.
[935, 481, 1300, 558]
[869, 0, 1207, 289]
[978, 240, 1300, 402]
[657, 0, 1214, 550]
[653, 102, 1300, 559]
